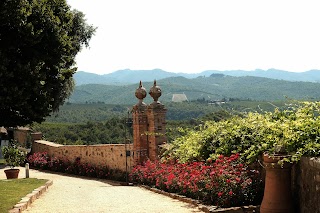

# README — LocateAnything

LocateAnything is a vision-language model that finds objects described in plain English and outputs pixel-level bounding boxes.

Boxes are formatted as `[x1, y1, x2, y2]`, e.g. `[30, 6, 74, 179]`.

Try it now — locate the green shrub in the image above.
[164, 101, 320, 164]
[2, 141, 25, 168]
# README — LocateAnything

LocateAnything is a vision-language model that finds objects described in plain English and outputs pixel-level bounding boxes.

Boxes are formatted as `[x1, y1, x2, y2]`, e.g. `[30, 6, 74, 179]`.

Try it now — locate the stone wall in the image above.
[293, 157, 320, 213]
[14, 128, 30, 145]
[32, 140, 320, 212]
[32, 140, 133, 172]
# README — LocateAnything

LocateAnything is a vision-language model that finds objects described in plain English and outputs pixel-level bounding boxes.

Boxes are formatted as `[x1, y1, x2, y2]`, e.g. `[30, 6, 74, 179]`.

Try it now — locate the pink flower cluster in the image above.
[27, 152, 49, 169]
[27, 152, 126, 181]
[129, 154, 263, 207]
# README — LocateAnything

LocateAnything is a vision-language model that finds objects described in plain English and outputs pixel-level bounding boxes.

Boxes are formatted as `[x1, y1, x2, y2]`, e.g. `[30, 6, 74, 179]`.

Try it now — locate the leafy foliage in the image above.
[1, 141, 25, 168]
[45, 101, 278, 123]
[166, 110, 232, 143]
[164, 102, 320, 164]
[34, 101, 286, 145]
[0, 0, 95, 126]
[45, 103, 130, 123]
[31, 117, 129, 145]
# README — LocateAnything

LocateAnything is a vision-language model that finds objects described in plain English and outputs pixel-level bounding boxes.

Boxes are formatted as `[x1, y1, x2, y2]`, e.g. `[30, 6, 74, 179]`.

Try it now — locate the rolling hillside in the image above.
[74, 69, 320, 85]
[68, 75, 320, 104]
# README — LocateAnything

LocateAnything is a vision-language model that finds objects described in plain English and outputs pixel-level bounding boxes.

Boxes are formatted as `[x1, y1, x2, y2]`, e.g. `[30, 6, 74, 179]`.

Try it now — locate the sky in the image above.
[67, 0, 320, 75]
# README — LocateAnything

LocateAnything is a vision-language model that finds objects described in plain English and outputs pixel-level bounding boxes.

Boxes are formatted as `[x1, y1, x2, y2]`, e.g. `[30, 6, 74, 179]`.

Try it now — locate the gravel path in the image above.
[0, 166, 204, 213]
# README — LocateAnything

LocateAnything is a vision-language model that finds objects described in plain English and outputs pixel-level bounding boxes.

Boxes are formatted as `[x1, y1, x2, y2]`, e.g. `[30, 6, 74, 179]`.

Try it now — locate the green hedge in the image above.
[164, 102, 320, 165]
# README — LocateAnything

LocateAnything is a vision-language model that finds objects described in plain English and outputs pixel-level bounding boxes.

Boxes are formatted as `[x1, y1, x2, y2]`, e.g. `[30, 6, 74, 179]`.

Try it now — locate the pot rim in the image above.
[4, 168, 20, 172]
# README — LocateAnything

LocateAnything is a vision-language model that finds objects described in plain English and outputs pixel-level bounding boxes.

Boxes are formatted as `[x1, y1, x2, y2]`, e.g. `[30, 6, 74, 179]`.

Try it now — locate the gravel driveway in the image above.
[0, 167, 204, 213]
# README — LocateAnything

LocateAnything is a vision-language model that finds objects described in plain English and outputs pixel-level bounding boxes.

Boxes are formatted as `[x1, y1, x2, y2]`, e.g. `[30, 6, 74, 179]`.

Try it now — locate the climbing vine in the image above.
[163, 102, 320, 165]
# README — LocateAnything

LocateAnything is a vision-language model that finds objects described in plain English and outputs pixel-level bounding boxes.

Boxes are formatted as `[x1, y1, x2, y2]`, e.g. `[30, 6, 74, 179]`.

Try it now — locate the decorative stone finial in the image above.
[149, 80, 162, 102]
[135, 81, 147, 100]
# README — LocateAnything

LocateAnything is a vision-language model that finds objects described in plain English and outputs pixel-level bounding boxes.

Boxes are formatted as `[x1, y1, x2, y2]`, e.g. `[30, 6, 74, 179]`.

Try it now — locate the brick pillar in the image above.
[147, 80, 167, 161]
[132, 81, 148, 165]
[31, 132, 42, 141]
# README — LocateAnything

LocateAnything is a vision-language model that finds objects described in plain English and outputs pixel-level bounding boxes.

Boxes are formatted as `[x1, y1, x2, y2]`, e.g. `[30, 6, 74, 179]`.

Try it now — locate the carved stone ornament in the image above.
[135, 81, 147, 100]
[134, 81, 147, 111]
[149, 80, 162, 102]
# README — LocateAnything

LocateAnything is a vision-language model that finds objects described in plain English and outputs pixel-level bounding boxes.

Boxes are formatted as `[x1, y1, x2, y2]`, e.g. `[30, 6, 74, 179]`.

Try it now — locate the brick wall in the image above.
[32, 140, 134, 172]
[293, 157, 320, 213]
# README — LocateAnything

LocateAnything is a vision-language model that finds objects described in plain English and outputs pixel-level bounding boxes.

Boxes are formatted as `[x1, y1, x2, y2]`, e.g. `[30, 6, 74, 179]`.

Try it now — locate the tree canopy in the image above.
[0, 0, 95, 127]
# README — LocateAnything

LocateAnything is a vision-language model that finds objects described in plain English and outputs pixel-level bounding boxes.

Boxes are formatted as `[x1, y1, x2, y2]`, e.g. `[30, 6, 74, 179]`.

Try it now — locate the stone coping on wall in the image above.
[34, 140, 63, 147]
[34, 140, 133, 148]
[63, 144, 133, 147]
[140, 185, 260, 213]
[9, 180, 53, 213]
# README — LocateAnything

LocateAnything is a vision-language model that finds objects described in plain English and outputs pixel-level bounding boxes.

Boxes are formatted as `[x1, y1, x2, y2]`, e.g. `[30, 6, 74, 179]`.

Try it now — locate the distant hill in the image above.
[74, 69, 183, 85]
[68, 75, 320, 104]
[206, 69, 320, 83]
[74, 69, 320, 85]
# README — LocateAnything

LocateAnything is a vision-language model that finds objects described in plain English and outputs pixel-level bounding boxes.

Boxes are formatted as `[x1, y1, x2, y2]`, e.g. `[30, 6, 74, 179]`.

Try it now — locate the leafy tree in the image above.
[0, 0, 95, 127]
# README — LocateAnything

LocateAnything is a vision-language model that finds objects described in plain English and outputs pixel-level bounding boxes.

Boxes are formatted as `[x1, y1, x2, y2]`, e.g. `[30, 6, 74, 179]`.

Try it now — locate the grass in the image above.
[0, 178, 48, 212]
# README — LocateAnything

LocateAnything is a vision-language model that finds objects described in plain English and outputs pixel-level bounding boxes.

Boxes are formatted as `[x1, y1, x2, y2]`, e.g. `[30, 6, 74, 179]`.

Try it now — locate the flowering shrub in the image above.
[27, 152, 126, 181]
[27, 152, 49, 169]
[130, 154, 263, 207]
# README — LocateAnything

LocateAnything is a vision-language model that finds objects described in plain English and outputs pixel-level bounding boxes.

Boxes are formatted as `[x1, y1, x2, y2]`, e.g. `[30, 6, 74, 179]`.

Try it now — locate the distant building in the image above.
[172, 94, 188, 102]
[208, 100, 226, 105]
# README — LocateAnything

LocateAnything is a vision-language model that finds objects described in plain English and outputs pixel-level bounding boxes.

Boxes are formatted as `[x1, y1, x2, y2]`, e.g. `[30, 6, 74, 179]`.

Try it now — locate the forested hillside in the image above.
[46, 103, 130, 123]
[45, 100, 289, 123]
[69, 75, 320, 104]
[35, 100, 294, 145]
[32, 118, 128, 145]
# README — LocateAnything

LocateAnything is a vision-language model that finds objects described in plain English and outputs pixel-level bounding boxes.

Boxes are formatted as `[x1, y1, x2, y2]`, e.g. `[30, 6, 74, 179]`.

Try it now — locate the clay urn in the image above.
[260, 153, 295, 213]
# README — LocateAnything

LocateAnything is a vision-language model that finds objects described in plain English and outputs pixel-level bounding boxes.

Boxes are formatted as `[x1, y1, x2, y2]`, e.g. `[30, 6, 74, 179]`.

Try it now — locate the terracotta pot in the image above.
[260, 153, 294, 213]
[4, 168, 20, 179]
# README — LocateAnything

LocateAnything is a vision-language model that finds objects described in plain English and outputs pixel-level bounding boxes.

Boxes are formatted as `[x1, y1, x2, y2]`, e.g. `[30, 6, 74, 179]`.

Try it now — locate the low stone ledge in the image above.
[9, 180, 53, 213]
[34, 140, 63, 147]
[140, 185, 260, 213]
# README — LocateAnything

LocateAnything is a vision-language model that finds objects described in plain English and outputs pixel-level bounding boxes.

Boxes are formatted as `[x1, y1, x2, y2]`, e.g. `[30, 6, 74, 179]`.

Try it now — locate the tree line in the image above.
[32, 100, 297, 145]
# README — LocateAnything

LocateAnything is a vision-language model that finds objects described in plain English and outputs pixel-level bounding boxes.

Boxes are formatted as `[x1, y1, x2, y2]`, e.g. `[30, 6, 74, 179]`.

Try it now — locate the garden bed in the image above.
[130, 154, 263, 209]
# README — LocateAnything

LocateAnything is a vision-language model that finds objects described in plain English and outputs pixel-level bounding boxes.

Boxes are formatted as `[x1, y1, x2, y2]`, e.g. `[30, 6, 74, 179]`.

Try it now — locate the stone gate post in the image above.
[132, 80, 167, 164]
[132, 81, 148, 165]
[147, 80, 167, 161]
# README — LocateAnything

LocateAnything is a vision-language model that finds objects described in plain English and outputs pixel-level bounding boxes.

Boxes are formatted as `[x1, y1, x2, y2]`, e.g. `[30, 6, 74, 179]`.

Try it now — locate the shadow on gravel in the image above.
[28, 169, 130, 186]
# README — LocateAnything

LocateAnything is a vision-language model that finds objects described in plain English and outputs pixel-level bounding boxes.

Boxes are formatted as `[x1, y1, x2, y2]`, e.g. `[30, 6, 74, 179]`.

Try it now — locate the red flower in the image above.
[128, 153, 262, 208]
